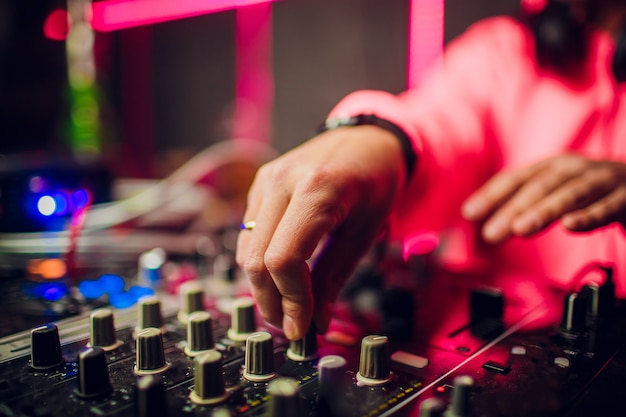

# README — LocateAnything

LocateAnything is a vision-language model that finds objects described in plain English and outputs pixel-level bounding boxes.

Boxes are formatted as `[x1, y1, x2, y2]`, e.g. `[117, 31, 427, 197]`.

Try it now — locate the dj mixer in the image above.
[0, 234, 625, 417]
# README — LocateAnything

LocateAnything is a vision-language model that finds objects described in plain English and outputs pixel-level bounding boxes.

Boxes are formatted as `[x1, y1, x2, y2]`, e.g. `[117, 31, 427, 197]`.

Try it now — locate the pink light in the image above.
[521, 0, 547, 14]
[233, 3, 273, 143]
[90, 0, 277, 32]
[408, 0, 444, 89]
[403, 231, 440, 261]
[43, 9, 71, 41]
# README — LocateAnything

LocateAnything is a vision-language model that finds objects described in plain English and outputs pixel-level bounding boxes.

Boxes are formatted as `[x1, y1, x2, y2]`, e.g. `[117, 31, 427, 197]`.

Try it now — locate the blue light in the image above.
[36, 192, 70, 217]
[33, 282, 68, 301]
[109, 292, 136, 309]
[72, 189, 91, 208]
[98, 274, 125, 294]
[78, 280, 105, 299]
[128, 285, 155, 300]
[42, 285, 66, 301]
[51, 192, 69, 215]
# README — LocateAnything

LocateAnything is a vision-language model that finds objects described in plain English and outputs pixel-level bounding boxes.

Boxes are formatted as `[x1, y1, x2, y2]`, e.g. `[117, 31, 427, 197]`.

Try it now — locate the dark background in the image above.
[0, 0, 520, 179]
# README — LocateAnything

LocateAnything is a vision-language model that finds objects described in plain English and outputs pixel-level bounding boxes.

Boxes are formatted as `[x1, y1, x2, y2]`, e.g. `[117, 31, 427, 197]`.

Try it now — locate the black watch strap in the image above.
[319, 114, 417, 180]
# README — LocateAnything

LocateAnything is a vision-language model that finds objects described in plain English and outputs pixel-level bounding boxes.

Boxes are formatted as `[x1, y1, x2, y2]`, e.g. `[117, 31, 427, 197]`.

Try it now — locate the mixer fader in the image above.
[1, 256, 626, 417]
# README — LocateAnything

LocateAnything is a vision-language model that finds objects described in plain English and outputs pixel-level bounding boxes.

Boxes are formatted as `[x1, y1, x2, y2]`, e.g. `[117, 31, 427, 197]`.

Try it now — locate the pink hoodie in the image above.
[328, 16, 626, 330]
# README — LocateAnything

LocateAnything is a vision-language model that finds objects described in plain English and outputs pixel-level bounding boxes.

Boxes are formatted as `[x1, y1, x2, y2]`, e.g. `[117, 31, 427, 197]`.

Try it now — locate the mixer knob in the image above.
[419, 398, 446, 417]
[227, 297, 257, 342]
[75, 346, 112, 399]
[470, 287, 504, 338]
[243, 331, 276, 382]
[30, 323, 64, 371]
[134, 327, 170, 375]
[444, 375, 474, 417]
[356, 335, 392, 386]
[185, 311, 215, 357]
[560, 292, 587, 336]
[581, 284, 600, 324]
[89, 308, 122, 351]
[137, 295, 164, 332]
[266, 377, 301, 417]
[137, 248, 166, 287]
[286, 324, 318, 361]
[137, 374, 168, 417]
[189, 350, 230, 405]
[177, 280, 205, 324]
[318, 355, 348, 401]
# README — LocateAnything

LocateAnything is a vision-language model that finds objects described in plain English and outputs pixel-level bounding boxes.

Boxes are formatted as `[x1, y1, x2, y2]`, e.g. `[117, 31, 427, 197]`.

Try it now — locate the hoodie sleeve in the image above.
[327, 16, 533, 237]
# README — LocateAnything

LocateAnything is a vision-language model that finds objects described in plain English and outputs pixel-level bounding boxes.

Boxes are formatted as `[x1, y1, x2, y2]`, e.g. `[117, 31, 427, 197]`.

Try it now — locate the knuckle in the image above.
[242, 253, 267, 284]
[588, 165, 615, 183]
[299, 167, 344, 195]
[263, 249, 299, 277]
[251, 163, 274, 186]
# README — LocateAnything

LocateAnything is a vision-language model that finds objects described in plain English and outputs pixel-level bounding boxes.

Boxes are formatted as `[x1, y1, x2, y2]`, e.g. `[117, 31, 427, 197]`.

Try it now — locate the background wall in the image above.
[150, 0, 521, 159]
[0, 0, 521, 177]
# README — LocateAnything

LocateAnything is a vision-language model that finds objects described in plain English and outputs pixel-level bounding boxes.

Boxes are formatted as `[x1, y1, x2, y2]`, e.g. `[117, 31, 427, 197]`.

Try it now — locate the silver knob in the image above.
[189, 350, 229, 405]
[185, 311, 215, 357]
[318, 355, 347, 401]
[177, 280, 205, 324]
[286, 325, 318, 361]
[137, 296, 163, 332]
[420, 398, 446, 417]
[89, 308, 122, 351]
[134, 327, 170, 375]
[243, 331, 275, 382]
[356, 335, 391, 386]
[267, 377, 301, 417]
[444, 375, 474, 417]
[227, 297, 256, 342]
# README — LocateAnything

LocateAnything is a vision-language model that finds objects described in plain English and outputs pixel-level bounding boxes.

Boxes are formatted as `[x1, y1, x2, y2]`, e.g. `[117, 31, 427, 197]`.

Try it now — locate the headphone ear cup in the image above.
[612, 27, 626, 82]
[533, 1, 587, 70]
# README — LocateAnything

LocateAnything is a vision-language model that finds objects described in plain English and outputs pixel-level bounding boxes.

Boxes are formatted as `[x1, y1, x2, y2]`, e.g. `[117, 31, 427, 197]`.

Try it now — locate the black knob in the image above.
[89, 308, 122, 351]
[470, 287, 504, 338]
[137, 296, 163, 331]
[286, 324, 318, 361]
[266, 377, 301, 417]
[30, 323, 64, 371]
[560, 292, 587, 335]
[185, 311, 215, 357]
[444, 375, 473, 417]
[227, 297, 256, 342]
[177, 280, 205, 324]
[137, 375, 168, 417]
[420, 398, 446, 417]
[75, 346, 112, 398]
[189, 350, 229, 405]
[356, 335, 391, 385]
[243, 331, 275, 382]
[135, 328, 170, 375]
[581, 284, 601, 324]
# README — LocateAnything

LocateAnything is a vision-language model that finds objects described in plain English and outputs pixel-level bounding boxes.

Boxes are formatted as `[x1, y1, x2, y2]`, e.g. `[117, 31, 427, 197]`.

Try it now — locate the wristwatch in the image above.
[319, 114, 417, 180]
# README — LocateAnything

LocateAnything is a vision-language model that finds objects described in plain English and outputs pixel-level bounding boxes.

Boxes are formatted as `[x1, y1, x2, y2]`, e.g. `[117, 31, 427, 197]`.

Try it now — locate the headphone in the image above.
[530, 0, 626, 81]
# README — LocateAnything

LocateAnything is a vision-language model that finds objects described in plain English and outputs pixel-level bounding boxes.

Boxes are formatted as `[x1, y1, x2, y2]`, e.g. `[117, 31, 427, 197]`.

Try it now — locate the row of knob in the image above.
[31, 320, 393, 396]
[28, 282, 399, 411]
[30, 322, 395, 416]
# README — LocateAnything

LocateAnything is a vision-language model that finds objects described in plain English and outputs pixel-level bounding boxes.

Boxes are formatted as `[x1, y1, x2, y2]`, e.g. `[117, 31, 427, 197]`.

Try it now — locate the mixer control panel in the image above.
[0, 257, 625, 417]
